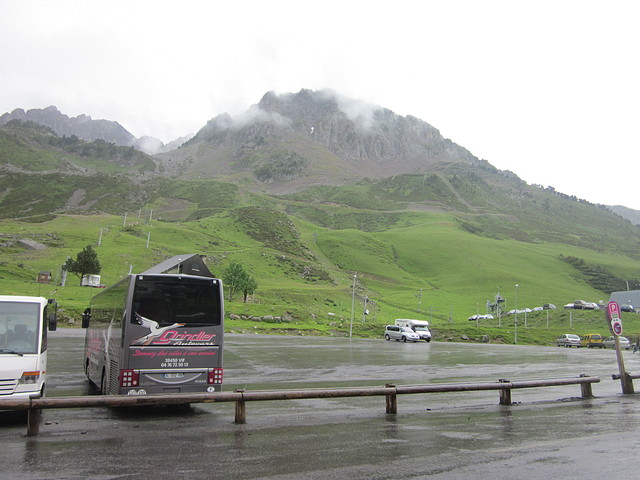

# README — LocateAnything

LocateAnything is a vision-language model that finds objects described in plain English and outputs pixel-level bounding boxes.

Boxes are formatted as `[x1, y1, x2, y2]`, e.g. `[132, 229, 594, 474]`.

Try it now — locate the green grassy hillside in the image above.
[2, 206, 639, 346]
[2, 122, 640, 345]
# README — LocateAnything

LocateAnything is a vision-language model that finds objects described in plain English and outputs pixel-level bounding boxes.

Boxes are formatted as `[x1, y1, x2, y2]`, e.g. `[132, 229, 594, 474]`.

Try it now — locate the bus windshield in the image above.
[0, 302, 40, 354]
[131, 275, 222, 327]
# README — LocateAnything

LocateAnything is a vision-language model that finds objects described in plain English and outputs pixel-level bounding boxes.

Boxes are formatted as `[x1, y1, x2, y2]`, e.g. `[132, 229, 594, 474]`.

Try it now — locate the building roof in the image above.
[141, 254, 214, 278]
[609, 290, 640, 308]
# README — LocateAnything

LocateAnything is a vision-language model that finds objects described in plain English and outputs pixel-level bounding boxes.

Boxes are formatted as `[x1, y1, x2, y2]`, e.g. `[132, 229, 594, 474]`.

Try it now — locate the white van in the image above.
[394, 319, 432, 342]
[0, 296, 57, 399]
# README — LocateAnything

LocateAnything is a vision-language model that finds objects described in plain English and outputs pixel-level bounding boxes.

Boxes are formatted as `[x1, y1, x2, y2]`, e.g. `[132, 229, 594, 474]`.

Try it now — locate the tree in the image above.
[222, 262, 257, 302]
[64, 245, 101, 286]
[240, 275, 258, 303]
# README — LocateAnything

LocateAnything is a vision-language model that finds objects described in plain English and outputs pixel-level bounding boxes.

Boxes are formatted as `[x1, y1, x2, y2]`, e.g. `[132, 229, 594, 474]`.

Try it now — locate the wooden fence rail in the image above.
[0, 375, 600, 437]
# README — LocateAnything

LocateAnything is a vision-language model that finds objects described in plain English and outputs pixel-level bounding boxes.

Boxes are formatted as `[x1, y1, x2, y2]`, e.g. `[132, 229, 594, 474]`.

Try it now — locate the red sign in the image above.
[607, 301, 623, 335]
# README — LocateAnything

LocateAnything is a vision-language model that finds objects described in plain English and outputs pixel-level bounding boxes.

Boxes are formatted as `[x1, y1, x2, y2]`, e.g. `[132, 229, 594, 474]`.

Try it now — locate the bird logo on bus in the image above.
[133, 313, 186, 345]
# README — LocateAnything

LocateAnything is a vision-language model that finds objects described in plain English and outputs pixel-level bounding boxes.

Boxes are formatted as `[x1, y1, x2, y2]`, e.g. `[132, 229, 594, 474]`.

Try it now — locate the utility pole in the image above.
[514, 284, 519, 344]
[350, 273, 357, 338]
[362, 296, 369, 322]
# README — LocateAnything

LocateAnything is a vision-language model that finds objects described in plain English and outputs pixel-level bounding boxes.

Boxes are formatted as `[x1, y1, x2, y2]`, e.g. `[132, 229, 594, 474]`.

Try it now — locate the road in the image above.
[2, 329, 640, 479]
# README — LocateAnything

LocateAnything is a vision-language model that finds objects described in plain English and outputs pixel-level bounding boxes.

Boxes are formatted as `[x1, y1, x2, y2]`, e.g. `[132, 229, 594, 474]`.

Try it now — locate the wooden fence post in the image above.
[385, 383, 397, 414]
[234, 389, 246, 424]
[27, 394, 41, 437]
[579, 373, 594, 398]
[498, 379, 511, 405]
[623, 373, 635, 395]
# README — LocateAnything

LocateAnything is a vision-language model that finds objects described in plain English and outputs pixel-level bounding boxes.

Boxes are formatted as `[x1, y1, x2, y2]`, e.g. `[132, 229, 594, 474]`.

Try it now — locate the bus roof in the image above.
[0, 295, 49, 305]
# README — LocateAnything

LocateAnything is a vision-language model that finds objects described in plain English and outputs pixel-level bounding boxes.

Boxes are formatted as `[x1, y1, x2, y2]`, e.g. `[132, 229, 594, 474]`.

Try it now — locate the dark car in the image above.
[573, 300, 588, 309]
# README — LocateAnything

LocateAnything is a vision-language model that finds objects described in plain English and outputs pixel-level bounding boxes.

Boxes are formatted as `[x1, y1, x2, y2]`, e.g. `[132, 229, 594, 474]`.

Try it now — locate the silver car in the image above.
[556, 334, 581, 347]
[384, 325, 420, 342]
[602, 336, 631, 349]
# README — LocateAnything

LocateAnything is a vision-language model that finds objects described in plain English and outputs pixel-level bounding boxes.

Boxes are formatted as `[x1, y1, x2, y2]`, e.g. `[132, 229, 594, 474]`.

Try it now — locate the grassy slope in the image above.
[2, 209, 639, 345]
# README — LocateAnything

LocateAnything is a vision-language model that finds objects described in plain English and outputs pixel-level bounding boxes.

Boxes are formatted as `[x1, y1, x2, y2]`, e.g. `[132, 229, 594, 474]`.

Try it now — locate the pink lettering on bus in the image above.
[152, 330, 215, 345]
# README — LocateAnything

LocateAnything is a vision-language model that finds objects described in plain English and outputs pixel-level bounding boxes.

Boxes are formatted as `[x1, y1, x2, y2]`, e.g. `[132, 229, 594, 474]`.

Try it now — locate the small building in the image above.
[609, 290, 640, 311]
[36, 271, 51, 284]
[81, 274, 101, 287]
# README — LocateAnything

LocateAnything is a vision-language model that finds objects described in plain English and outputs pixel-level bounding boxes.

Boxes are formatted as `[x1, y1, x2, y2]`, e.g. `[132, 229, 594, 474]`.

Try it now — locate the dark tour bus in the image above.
[82, 255, 224, 396]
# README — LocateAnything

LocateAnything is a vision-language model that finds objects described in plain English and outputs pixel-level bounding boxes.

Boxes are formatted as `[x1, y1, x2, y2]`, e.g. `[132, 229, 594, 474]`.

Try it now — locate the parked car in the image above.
[602, 336, 631, 349]
[543, 304, 557, 310]
[468, 314, 494, 321]
[394, 319, 432, 342]
[621, 304, 635, 312]
[584, 302, 599, 310]
[384, 325, 420, 342]
[572, 300, 588, 309]
[563, 303, 575, 309]
[580, 333, 603, 348]
[556, 334, 581, 347]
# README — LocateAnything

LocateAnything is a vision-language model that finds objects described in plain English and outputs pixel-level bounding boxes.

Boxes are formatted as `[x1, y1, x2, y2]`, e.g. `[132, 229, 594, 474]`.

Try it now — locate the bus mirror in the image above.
[49, 312, 57, 331]
[81, 308, 91, 329]
[47, 299, 58, 331]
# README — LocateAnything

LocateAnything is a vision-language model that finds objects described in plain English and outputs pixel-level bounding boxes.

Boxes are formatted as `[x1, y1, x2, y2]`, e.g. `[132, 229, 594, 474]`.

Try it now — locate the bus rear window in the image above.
[132, 276, 222, 327]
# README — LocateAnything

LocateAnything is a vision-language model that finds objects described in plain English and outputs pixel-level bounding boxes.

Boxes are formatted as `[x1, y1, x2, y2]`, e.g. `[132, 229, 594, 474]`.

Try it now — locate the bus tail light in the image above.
[207, 368, 223, 384]
[18, 371, 41, 384]
[120, 369, 140, 388]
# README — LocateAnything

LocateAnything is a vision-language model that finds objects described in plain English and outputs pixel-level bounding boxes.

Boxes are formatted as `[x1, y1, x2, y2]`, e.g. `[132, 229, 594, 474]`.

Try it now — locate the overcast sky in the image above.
[1, 1, 639, 209]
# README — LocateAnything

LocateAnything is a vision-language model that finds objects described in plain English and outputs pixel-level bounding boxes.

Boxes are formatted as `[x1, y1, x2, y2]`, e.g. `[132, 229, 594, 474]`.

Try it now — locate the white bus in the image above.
[0, 295, 58, 399]
[82, 255, 224, 396]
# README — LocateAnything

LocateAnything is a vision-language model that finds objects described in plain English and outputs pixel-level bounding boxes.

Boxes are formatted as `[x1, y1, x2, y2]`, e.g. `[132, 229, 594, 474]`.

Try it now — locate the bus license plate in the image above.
[163, 373, 185, 379]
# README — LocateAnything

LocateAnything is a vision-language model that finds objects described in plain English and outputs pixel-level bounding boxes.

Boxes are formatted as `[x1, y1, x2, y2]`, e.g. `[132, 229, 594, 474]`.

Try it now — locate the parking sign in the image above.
[607, 301, 623, 335]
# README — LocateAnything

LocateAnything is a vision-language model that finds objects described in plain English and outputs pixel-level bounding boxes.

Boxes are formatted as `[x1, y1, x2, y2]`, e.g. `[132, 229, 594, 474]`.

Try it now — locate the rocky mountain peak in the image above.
[0, 105, 135, 146]
[195, 89, 479, 170]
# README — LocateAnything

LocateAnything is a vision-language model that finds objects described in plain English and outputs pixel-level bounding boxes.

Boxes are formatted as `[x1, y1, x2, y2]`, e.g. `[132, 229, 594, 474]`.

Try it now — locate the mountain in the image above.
[2, 89, 640, 340]
[609, 205, 640, 226]
[1, 90, 638, 254]
[156, 89, 482, 191]
[0, 106, 191, 155]
[0, 106, 136, 146]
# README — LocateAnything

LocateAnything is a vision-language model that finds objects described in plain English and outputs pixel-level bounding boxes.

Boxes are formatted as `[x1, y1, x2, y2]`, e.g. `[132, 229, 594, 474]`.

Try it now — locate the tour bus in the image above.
[0, 295, 57, 399]
[82, 254, 224, 396]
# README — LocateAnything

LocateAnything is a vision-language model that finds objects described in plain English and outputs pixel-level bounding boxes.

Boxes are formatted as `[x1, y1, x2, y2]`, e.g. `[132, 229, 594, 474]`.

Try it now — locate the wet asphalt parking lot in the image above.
[2, 329, 640, 479]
